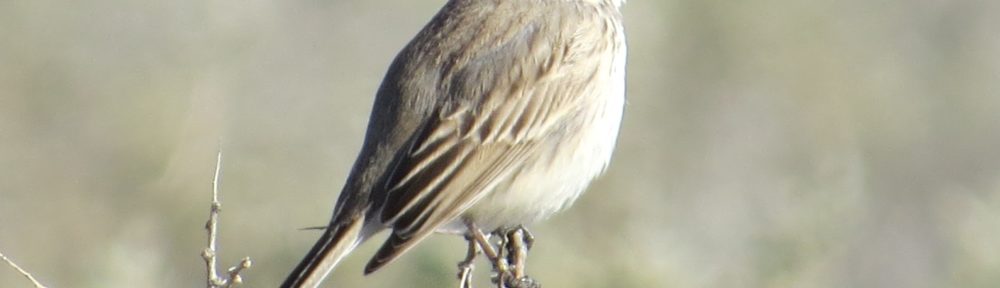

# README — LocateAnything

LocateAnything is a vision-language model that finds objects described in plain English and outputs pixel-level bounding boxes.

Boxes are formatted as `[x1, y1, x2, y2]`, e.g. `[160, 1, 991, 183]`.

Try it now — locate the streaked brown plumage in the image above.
[283, 0, 626, 287]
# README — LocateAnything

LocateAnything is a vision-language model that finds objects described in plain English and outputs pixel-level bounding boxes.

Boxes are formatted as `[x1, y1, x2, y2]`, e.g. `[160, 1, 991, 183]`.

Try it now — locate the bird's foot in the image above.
[518, 226, 535, 251]
[461, 222, 541, 288]
[505, 228, 529, 279]
[494, 226, 537, 288]
[506, 276, 541, 288]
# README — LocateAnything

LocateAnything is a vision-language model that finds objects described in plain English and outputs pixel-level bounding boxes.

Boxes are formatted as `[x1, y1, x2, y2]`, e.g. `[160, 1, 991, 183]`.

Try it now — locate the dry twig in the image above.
[0, 251, 48, 288]
[201, 151, 253, 288]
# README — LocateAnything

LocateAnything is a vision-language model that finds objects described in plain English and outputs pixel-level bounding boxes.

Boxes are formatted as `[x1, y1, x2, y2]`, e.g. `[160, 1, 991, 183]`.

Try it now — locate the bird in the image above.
[282, 0, 626, 287]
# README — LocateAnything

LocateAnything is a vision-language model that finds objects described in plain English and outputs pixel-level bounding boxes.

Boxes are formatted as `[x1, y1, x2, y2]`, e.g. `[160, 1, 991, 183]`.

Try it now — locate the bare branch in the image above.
[202, 151, 253, 288]
[0, 251, 48, 288]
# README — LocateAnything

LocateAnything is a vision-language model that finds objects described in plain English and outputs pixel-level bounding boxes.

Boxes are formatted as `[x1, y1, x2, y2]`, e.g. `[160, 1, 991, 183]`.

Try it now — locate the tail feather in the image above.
[363, 229, 437, 275]
[363, 233, 407, 274]
[281, 217, 365, 288]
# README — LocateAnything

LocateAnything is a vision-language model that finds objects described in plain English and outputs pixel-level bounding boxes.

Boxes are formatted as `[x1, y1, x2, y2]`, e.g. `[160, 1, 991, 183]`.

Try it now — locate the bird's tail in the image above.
[281, 216, 365, 288]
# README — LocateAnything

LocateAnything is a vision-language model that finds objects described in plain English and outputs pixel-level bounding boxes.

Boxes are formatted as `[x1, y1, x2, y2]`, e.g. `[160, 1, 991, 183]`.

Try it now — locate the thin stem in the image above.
[203, 151, 224, 287]
[0, 251, 48, 288]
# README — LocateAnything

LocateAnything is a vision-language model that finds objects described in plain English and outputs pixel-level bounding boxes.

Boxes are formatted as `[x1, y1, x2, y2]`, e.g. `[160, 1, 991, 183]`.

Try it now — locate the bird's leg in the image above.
[504, 227, 540, 288]
[464, 220, 511, 288]
[496, 229, 513, 288]
[507, 229, 527, 280]
[458, 233, 479, 288]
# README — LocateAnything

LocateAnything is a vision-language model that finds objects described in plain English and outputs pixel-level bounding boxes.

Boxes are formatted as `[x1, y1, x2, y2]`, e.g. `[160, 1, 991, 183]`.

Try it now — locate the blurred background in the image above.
[2, 0, 999, 287]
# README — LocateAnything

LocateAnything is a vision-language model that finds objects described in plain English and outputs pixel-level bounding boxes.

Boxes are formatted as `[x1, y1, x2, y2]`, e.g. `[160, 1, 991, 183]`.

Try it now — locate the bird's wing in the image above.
[362, 2, 616, 273]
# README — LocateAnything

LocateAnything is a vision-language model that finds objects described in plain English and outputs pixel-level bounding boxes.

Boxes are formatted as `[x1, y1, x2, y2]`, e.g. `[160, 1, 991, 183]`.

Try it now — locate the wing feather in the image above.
[361, 0, 618, 273]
